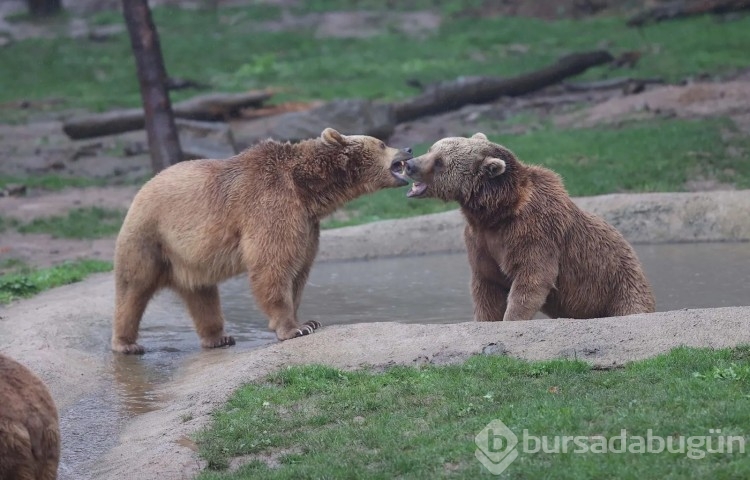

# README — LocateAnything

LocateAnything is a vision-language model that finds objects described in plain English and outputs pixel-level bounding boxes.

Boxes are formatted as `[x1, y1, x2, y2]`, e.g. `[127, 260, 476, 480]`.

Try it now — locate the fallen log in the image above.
[563, 77, 665, 92]
[391, 50, 614, 123]
[627, 0, 750, 27]
[63, 90, 272, 140]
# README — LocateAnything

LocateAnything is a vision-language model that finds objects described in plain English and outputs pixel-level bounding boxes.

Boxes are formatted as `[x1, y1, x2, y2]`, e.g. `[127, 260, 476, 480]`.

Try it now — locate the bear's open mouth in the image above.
[407, 182, 428, 198]
[390, 160, 409, 185]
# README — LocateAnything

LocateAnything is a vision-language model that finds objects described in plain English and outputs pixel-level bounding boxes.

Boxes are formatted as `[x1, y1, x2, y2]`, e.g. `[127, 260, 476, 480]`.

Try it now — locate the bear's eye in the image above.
[379, 141, 386, 150]
[434, 157, 443, 169]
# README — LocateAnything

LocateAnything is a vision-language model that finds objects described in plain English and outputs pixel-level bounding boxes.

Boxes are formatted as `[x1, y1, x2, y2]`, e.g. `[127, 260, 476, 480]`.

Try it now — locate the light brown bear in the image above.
[112, 128, 412, 353]
[0, 354, 60, 480]
[404, 133, 655, 321]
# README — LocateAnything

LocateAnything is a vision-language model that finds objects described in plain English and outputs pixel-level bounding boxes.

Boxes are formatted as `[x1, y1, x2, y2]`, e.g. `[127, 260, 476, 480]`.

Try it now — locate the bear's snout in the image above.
[392, 148, 413, 164]
[405, 158, 421, 178]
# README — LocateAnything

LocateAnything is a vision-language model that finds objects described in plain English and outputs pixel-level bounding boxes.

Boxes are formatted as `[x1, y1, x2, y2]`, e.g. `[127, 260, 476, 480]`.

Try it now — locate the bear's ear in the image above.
[471, 132, 488, 141]
[321, 128, 348, 147]
[482, 157, 506, 178]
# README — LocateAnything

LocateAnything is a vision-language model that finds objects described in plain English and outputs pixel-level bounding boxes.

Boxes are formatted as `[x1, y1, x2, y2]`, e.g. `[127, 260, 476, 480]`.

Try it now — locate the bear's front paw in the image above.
[201, 335, 236, 349]
[277, 321, 322, 340]
[112, 342, 146, 355]
[294, 320, 322, 338]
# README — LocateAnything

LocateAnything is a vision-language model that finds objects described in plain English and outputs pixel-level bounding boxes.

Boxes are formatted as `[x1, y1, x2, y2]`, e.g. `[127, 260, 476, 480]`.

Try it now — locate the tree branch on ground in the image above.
[62, 91, 272, 140]
[391, 50, 614, 123]
[627, 0, 750, 27]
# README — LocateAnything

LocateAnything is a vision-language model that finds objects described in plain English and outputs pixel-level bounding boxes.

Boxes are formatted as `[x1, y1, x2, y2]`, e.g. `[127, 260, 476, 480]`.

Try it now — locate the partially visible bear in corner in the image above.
[112, 128, 412, 353]
[0, 354, 60, 480]
[404, 133, 655, 321]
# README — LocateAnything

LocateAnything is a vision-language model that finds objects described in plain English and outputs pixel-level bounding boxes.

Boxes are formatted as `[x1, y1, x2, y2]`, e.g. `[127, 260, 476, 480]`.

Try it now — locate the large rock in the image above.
[176, 119, 237, 160]
[231, 99, 396, 149]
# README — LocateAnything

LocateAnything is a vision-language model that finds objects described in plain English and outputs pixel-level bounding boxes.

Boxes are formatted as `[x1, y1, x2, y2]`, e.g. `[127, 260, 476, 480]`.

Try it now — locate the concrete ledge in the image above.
[319, 189, 750, 261]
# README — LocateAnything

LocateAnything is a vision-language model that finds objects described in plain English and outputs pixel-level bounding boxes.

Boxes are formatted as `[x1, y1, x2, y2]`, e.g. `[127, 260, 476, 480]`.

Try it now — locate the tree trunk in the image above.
[122, 0, 182, 173]
[26, 0, 62, 17]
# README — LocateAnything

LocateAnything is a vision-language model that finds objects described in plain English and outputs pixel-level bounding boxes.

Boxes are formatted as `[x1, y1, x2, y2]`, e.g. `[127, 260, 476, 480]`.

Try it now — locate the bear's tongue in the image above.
[407, 182, 427, 198]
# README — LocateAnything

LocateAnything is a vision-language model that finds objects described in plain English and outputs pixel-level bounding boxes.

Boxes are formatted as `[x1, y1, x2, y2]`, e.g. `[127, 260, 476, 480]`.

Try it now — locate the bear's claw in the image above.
[294, 320, 322, 338]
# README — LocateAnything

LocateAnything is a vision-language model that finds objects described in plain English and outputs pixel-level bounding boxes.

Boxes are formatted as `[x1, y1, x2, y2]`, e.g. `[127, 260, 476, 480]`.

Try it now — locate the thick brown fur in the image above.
[112, 128, 412, 353]
[405, 133, 656, 321]
[0, 354, 60, 480]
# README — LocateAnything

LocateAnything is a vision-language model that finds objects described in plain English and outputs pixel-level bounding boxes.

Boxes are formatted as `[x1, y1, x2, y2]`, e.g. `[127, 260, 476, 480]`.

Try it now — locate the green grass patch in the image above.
[197, 347, 750, 479]
[491, 117, 750, 195]
[16, 207, 125, 239]
[0, 175, 104, 191]
[0, 259, 112, 304]
[322, 189, 454, 228]
[1, 6, 749, 114]
[0, 216, 20, 233]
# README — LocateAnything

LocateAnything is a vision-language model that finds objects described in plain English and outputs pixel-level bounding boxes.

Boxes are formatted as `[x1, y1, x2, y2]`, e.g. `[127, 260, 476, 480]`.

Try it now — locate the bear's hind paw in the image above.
[201, 335, 236, 349]
[112, 342, 146, 355]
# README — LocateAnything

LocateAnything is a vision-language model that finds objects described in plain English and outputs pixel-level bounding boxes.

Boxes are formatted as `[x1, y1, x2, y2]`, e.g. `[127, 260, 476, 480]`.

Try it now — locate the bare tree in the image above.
[122, 0, 182, 173]
[26, 0, 62, 17]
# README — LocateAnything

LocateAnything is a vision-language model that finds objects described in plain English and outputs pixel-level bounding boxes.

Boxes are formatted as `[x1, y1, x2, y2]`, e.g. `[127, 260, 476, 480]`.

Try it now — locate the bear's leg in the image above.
[39, 424, 59, 480]
[472, 276, 509, 322]
[503, 267, 557, 321]
[244, 229, 320, 341]
[112, 277, 159, 354]
[465, 226, 510, 321]
[503, 282, 550, 321]
[0, 422, 35, 480]
[176, 285, 235, 348]
[291, 223, 321, 331]
[251, 271, 320, 340]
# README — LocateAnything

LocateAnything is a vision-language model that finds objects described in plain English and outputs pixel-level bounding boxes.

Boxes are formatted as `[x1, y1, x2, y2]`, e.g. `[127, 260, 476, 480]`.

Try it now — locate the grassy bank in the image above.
[0, 175, 104, 191]
[0, 258, 112, 304]
[1, 5, 749, 114]
[197, 347, 750, 479]
[16, 206, 126, 239]
[0, 207, 125, 239]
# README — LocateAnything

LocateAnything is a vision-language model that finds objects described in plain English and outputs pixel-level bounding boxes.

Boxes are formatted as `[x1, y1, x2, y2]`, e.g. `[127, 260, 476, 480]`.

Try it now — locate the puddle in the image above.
[224, 242, 750, 326]
[59, 242, 750, 478]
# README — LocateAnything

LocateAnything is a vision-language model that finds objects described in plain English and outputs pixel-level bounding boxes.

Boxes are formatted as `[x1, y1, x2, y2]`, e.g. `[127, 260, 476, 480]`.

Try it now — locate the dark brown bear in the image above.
[404, 133, 655, 321]
[0, 354, 60, 480]
[112, 128, 412, 353]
